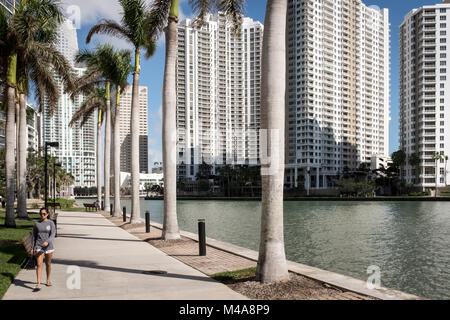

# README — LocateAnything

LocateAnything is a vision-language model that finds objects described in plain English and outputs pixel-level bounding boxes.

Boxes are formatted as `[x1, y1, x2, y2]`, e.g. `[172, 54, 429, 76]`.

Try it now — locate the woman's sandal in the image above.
[46, 281, 52, 287]
[33, 285, 41, 292]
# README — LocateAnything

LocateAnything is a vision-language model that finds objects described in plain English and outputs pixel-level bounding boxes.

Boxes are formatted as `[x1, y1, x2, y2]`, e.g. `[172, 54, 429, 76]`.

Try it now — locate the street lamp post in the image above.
[44, 142, 59, 209]
[54, 162, 62, 210]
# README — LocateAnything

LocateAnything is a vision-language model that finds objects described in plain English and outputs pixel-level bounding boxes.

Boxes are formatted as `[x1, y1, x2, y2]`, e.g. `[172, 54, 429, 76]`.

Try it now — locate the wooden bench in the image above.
[47, 203, 61, 210]
[84, 203, 98, 211]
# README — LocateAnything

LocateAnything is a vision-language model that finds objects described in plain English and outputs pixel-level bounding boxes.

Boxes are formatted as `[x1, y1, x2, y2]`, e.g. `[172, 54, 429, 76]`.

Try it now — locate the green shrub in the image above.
[408, 191, 430, 197]
[48, 198, 75, 209]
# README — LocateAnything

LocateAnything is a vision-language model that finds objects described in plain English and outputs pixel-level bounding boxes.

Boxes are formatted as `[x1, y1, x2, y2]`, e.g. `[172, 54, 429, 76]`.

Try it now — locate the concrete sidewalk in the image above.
[2, 211, 246, 300]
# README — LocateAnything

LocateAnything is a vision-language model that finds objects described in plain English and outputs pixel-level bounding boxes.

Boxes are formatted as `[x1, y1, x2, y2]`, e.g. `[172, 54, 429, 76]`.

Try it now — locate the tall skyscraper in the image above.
[400, 0, 450, 189]
[176, 13, 263, 180]
[286, 0, 390, 192]
[41, 18, 96, 187]
[118, 85, 149, 174]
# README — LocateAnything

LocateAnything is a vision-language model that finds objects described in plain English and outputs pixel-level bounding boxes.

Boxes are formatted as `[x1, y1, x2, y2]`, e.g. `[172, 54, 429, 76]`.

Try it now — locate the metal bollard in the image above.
[198, 219, 206, 256]
[145, 211, 150, 233]
[101, 201, 104, 210]
[123, 206, 126, 222]
[110, 203, 113, 216]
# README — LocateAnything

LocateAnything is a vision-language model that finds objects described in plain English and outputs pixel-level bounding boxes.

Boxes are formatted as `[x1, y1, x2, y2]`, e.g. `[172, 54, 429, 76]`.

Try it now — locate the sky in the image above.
[61, 0, 445, 170]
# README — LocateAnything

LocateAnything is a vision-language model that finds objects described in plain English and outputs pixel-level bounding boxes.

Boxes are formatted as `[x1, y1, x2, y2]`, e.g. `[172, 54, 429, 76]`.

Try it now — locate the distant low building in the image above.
[371, 156, 393, 171]
[119, 172, 164, 196]
[152, 166, 163, 174]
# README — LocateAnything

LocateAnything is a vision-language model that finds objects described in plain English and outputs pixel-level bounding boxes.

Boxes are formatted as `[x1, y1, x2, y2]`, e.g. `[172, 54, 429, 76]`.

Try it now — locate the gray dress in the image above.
[33, 220, 56, 253]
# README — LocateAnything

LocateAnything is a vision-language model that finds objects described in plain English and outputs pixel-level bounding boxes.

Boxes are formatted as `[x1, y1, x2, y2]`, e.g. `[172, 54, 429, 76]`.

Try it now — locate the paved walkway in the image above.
[2, 211, 246, 300]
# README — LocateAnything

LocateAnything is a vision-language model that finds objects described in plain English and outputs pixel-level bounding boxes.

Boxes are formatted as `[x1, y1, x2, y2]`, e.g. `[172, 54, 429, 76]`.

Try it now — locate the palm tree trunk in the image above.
[5, 55, 17, 228]
[130, 49, 141, 224]
[104, 83, 111, 214]
[5, 86, 17, 228]
[162, 10, 180, 240]
[97, 110, 102, 206]
[113, 88, 121, 217]
[256, 0, 289, 284]
[17, 92, 28, 218]
[436, 159, 438, 198]
[15, 100, 19, 186]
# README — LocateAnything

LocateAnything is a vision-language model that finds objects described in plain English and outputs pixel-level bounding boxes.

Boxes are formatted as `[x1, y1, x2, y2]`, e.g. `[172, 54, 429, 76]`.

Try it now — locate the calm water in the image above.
[77, 199, 450, 299]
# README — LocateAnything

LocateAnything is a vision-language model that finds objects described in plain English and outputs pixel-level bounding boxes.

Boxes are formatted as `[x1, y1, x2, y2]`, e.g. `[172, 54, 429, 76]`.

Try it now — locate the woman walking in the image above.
[33, 208, 56, 291]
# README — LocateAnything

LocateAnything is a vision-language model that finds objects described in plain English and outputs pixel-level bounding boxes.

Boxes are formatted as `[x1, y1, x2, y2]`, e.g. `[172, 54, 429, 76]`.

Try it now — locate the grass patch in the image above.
[0, 245, 30, 299]
[60, 207, 89, 212]
[0, 211, 40, 299]
[210, 267, 257, 283]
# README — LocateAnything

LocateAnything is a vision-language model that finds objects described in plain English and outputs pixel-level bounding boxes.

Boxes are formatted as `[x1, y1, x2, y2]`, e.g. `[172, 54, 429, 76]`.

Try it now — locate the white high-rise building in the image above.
[286, 0, 390, 192]
[176, 13, 263, 180]
[41, 18, 96, 187]
[400, 0, 450, 190]
[117, 85, 149, 174]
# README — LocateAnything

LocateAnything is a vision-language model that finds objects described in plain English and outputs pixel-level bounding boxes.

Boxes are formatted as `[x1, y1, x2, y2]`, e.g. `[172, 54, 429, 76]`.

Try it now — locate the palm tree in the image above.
[87, 0, 156, 224]
[433, 152, 443, 197]
[147, 0, 244, 239]
[74, 45, 114, 215]
[0, 6, 19, 228]
[256, 0, 289, 284]
[409, 153, 421, 185]
[14, 0, 73, 219]
[73, 45, 131, 215]
[69, 87, 106, 205]
[445, 155, 449, 186]
[111, 51, 133, 217]
[0, 1, 72, 227]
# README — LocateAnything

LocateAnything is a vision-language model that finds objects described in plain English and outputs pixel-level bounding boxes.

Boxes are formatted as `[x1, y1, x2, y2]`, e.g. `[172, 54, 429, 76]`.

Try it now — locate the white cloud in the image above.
[62, 0, 123, 26]
[63, 0, 192, 27]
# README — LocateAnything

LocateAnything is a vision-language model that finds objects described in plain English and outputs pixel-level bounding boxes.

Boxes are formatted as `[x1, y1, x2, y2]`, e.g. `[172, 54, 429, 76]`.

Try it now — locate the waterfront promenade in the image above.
[2, 211, 245, 300]
[3, 210, 422, 300]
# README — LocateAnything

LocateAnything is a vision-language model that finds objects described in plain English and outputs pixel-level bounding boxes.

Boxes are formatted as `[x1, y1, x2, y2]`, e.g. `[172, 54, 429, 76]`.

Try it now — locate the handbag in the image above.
[21, 232, 35, 256]
[21, 231, 37, 269]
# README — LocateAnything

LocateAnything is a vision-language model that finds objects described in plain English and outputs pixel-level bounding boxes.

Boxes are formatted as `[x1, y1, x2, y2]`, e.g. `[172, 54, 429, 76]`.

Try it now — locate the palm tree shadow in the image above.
[52, 258, 217, 283]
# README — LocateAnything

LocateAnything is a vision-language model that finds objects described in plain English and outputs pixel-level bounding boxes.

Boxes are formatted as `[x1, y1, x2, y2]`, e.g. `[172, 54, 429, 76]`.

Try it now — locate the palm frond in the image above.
[146, 0, 171, 40]
[80, 107, 97, 128]
[189, 0, 215, 29]
[86, 19, 132, 44]
[69, 87, 106, 128]
[29, 58, 59, 114]
[218, 0, 244, 36]
[119, 0, 148, 45]
[144, 40, 157, 59]
[70, 70, 105, 99]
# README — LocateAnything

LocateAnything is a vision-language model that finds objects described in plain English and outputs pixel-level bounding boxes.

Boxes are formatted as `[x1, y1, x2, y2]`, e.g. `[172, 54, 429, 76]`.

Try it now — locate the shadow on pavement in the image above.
[52, 258, 217, 283]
